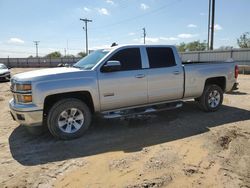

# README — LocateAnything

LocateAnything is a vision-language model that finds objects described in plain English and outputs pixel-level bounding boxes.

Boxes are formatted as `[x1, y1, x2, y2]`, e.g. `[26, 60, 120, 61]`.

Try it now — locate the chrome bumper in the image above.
[9, 99, 43, 126]
[0, 72, 10, 78]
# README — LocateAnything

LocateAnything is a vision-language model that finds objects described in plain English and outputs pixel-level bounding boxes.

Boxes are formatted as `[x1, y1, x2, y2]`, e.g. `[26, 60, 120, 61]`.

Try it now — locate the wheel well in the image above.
[205, 77, 226, 91]
[43, 91, 95, 117]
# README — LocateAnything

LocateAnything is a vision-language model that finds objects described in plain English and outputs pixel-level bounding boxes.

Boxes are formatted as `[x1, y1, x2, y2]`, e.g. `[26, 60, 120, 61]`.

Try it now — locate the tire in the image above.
[198, 84, 223, 112]
[25, 125, 47, 135]
[47, 98, 92, 140]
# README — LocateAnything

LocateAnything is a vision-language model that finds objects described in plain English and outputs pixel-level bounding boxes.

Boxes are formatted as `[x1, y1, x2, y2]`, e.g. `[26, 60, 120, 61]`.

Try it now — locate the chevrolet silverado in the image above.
[9, 45, 239, 139]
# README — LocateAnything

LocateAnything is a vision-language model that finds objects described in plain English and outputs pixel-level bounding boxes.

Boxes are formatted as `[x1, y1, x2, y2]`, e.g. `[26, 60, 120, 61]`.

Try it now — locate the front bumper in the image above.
[9, 99, 43, 126]
[0, 72, 10, 78]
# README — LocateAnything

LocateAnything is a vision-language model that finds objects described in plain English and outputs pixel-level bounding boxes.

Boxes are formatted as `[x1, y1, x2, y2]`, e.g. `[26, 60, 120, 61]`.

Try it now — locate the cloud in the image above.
[133, 37, 157, 43]
[214, 24, 223, 31]
[187, 24, 197, 28]
[133, 33, 199, 44]
[133, 36, 179, 44]
[7, 38, 24, 44]
[97, 8, 110, 15]
[83, 7, 91, 12]
[106, 0, 114, 5]
[128, 32, 136, 36]
[91, 44, 111, 50]
[145, 37, 159, 43]
[160, 37, 179, 41]
[177, 33, 197, 39]
[140, 3, 149, 10]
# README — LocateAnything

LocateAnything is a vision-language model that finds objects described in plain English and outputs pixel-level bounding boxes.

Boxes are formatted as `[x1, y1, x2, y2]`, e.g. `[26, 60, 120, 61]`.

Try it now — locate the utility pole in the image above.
[210, 0, 215, 50]
[142, 28, 146, 44]
[66, 39, 69, 56]
[33, 41, 40, 57]
[80, 18, 92, 55]
[207, 0, 211, 50]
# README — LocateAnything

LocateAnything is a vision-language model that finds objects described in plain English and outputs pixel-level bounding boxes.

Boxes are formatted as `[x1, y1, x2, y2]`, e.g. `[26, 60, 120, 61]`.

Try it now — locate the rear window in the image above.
[146, 47, 176, 68]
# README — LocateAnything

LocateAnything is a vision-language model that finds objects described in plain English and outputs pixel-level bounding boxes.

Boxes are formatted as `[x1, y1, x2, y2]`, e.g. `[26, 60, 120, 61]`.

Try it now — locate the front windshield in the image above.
[0, 64, 7, 69]
[73, 49, 109, 70]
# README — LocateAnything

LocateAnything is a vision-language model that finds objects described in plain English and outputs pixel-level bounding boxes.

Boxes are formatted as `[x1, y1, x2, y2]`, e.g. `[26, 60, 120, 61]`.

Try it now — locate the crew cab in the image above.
[9, 45, 239, 139]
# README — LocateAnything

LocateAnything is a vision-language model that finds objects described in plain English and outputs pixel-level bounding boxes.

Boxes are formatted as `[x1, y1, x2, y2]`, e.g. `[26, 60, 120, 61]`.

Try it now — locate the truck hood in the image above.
[12, 67, 91, 82]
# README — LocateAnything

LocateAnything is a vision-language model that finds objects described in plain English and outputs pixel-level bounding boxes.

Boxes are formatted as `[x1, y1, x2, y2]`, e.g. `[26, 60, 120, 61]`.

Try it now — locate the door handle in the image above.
[173, 71, 180, 75]
[135, 74, 145, 78]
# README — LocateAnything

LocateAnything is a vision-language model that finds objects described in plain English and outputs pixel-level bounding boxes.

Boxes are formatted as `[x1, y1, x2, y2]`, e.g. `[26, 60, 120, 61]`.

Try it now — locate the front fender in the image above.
[32, 77, 100, 112]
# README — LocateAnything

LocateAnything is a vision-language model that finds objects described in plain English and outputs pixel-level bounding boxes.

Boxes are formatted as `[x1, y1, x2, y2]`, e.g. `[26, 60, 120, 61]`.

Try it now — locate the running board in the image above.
[102, 101, 183, 119]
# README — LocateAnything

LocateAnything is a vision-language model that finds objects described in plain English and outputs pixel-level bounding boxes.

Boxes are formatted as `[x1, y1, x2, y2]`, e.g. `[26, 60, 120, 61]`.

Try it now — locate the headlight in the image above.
[11, 81, 33, 104]
[16, 94, 32, 103]
[16, 83, 32, 92]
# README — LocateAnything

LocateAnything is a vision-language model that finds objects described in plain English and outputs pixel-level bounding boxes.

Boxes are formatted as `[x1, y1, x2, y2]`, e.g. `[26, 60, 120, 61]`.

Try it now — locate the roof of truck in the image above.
[100, 44, 176, 51]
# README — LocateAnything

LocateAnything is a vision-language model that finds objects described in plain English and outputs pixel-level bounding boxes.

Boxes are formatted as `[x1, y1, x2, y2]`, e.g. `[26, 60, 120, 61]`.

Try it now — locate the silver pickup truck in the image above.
[9, 45, 239, 139]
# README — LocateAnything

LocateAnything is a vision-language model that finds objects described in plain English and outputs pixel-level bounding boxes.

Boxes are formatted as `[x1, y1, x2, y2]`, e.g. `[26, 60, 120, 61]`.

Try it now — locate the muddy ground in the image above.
[0, 68, 249, 188]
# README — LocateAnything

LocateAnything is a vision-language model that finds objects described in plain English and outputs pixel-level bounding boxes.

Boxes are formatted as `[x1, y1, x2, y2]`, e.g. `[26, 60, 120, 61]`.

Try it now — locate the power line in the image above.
[80, 18, 92, 55]
[90, 0, 182, 30]
[142, 28, 146, 44]
[33, 41, 40, 57]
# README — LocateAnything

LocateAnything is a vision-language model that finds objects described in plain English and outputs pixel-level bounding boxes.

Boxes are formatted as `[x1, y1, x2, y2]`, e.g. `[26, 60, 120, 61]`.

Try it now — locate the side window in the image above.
[146, 47, 176, 68]
[107, 48, 142, 71]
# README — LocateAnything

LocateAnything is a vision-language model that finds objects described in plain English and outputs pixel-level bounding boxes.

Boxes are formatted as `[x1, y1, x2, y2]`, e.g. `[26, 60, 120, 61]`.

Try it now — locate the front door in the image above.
[98, 47, 148, 111]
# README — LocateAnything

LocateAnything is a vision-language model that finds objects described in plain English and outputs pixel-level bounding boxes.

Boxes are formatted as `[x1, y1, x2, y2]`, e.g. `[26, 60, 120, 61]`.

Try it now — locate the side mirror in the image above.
[101, 60, 121, 72]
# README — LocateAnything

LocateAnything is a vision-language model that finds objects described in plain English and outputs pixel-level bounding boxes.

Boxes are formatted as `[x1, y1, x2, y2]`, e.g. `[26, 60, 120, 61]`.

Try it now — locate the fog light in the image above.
[16, 114, 25, 120]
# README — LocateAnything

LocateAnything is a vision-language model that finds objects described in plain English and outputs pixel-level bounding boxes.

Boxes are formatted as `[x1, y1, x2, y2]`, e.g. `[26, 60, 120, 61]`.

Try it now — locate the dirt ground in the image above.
[0, 68, 249, 188]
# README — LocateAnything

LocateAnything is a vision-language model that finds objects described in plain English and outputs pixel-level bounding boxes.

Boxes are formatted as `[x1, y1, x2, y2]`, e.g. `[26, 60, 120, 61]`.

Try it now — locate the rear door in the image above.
[98, 47, 148, 111]
[146, 47, 184, 103]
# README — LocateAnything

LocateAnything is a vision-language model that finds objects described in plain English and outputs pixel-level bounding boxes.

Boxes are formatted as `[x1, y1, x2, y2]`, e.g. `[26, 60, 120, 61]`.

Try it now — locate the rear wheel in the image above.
[47, 98, 92, 140]
[197, 84, 223, 112]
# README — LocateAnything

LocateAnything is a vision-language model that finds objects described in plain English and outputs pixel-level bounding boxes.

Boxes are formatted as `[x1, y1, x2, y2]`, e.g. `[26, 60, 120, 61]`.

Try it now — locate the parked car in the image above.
[0, 63, 11, 81]
[9, 45, 239, 139]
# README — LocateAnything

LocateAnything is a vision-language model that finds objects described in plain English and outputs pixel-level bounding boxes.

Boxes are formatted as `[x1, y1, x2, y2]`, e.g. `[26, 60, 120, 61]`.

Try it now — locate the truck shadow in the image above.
[9, 102, 250, 166]
[226, 91, 248, 95]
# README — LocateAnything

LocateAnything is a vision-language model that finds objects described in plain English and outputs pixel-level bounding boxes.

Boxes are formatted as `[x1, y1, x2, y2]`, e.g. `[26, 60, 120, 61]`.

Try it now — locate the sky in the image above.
[0, 0, 249, 57]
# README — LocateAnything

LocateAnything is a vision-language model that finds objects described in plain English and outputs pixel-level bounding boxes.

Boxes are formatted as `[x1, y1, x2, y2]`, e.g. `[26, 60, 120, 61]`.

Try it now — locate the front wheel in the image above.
[198, 84, 223, 112]
[47, 98, 92, 140]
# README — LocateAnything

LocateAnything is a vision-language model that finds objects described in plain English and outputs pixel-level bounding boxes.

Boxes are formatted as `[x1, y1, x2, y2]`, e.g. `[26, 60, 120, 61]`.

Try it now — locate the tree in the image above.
[64, 54, 75, 58]
[45, 51, 62, 58]
[237, 32, 250, 48]
[186, 40, 206, 51]
[77, 52, 87, 58]
[177, 42, 186, 52]
[177, 41, 206, 52]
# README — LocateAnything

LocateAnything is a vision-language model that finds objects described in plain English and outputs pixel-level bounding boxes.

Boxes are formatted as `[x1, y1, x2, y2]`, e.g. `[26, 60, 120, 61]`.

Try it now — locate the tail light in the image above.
[235, 65, 239, 79]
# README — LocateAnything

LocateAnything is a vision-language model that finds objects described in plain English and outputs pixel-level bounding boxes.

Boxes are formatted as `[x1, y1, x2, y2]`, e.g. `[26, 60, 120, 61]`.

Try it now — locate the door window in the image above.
[146, 47, 176, 68]
[107, 48, 142, 71]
